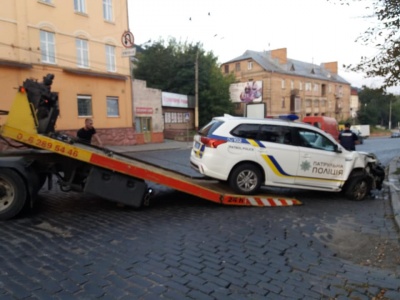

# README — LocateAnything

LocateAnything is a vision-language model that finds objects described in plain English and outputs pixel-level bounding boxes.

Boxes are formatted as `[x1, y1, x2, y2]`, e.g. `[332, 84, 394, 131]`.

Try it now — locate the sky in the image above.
[127, 0, 398, 94]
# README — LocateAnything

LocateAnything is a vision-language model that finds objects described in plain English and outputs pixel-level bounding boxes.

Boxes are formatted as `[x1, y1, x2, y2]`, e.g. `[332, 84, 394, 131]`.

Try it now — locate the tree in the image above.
[357, 86, 400, 127]
[330, 0, 400, 89]
[134, 39, 235, 127]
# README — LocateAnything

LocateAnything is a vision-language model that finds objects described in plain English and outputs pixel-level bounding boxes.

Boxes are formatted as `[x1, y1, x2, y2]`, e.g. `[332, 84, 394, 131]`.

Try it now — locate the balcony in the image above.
[334, 92, 343, 99]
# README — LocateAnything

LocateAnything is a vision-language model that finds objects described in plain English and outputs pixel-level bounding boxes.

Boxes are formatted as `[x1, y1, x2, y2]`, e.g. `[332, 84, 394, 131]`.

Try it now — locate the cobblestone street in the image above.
[0, 175, 399, 299]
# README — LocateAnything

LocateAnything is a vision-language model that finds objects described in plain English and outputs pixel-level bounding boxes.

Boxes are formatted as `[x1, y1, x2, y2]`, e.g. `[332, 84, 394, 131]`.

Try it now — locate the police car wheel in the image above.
[344, 175, 371, 201]
[229, 163, 262, 195]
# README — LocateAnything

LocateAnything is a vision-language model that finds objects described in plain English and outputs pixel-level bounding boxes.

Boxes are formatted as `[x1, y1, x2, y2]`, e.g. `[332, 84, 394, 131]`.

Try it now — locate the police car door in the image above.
[294, 128, 346, 189]
[256, 124, 299, 185]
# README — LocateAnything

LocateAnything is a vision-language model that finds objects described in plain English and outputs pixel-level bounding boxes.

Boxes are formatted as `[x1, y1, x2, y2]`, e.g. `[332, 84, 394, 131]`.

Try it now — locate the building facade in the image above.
[221, 48, 352, 121]
[0, 0, 136, 145]
[132, 79, 164, 144]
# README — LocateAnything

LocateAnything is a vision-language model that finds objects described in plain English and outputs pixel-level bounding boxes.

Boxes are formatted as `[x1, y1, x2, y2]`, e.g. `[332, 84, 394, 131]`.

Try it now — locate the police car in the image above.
[190, 115, 384, 201]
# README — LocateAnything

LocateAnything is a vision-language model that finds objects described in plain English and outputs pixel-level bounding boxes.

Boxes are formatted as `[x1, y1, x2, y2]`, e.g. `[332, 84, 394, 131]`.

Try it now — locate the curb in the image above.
[388, 157, 400, 231]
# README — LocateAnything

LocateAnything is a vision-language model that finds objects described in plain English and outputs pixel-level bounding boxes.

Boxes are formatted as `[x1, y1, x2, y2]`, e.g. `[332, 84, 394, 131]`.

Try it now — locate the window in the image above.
[231, 124, 259, 140]
[321, 84, 326, 96]
[247, 61, 253, 70]
[107, 96, 119, 117]
[103, 0, 113, 21]
[299, 82, 303, 91]
[258, 125, 292, 145]
[297, 129, 336, 151]
[77, 95, 92, 116]
[231, 123, 294, 145]
[313, 83, 319, 92]
[305, 82, 311, 91]
[74, 0, 86, 13]
[135, 117, 151, 133]
[281, 79, 285, 89]
[76, 38, 89, 68]
[290, 80, 294, 90]
[40, 30, 56, 64]
[337, 85, 343, 97]
[105, 45, 116, 72]
[224, 65, 229, 74]
[281, 97, 285, 108]
[235, 63, 241, 72]
[305, 99, 311, 107]
[164, 112, 192, 125]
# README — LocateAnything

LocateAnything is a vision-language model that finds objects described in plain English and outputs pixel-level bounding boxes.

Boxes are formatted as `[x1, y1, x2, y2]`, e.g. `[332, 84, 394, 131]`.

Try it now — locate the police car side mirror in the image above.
[334, 144, 342, 153]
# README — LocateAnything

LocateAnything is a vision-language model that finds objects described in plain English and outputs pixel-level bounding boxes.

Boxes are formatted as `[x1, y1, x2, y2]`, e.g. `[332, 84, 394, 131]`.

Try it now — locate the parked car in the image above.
[391, 131, 400, 138]
[190, 115, 384, 200]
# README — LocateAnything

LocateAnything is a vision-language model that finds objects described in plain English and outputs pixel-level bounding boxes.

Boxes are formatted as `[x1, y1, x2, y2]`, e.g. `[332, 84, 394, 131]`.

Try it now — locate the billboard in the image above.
[230, 81, 263, 103]
[162, 92, 188, 108]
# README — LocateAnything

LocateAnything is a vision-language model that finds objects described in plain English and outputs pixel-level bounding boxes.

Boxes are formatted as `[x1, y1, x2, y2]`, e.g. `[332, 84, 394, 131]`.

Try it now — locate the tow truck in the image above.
[0, 75, 301, 220]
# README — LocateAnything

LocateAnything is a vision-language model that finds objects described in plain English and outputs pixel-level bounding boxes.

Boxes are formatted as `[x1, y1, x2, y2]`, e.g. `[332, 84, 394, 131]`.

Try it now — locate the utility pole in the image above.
[195, 51, 199, 131]
[389, 97, 392, 130]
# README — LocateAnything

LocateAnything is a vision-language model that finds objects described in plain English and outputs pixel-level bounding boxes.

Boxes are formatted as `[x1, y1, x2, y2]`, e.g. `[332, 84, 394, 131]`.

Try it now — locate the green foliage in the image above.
[357, 86, 400, 127]
[134, 39, 236, 127]
[329, 0, 400, 89]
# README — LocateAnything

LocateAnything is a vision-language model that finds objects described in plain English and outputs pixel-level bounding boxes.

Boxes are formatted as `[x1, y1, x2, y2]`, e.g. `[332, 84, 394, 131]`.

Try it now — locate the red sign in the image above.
[136, 107, 153, 114]
[121, 31, 134, 48]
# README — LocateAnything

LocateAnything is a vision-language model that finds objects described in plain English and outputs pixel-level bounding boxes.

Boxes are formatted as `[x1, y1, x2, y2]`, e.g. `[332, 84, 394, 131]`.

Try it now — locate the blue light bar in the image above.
[278, 114, 299, 121]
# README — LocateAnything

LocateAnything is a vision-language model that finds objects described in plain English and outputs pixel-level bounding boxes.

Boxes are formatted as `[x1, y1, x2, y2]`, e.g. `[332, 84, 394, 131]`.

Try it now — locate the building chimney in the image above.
[322, 62, 338, 74]
[271, 48, 287, 64]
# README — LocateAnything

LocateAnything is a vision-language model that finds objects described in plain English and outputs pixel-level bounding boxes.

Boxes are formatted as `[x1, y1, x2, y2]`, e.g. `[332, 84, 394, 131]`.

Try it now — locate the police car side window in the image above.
[231, 124, 259, 139]
[297, 129, 335, 152]
[258, 125, 292, 145]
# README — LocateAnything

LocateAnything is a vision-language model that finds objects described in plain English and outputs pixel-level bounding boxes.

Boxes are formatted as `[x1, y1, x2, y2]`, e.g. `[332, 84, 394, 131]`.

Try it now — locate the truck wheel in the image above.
[344, 175, 371, 201]
[229, 163, 262, 195]
[0, 169, 27, 220]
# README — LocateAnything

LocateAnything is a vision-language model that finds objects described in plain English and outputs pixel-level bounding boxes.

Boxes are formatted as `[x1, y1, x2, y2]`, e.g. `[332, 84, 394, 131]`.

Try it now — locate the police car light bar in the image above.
[266, 114, 299, 121]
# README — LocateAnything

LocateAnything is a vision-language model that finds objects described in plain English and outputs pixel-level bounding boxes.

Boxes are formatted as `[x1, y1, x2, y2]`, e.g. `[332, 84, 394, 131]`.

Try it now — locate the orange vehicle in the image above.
[302, 116, 340, 141]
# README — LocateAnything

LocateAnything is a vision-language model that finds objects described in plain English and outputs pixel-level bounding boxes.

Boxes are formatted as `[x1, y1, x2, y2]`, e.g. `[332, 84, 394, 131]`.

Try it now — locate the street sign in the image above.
[121, 31, 134, 48]
[122, 48, 136, 57]
[184, 112, 190, 122]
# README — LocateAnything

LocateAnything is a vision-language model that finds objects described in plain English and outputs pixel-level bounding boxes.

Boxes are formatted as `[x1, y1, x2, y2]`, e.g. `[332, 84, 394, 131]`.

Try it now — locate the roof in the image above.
[223, 50, 350, 84]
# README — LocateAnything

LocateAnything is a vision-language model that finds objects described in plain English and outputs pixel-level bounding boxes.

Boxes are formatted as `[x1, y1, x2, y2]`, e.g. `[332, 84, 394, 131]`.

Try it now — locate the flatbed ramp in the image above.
[1, 90, 301, 207]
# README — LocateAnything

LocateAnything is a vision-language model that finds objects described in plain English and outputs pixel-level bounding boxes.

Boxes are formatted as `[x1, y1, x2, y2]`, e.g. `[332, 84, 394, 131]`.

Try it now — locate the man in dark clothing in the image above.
[339, 122, 358, 151]
[77, 118, 103, 146]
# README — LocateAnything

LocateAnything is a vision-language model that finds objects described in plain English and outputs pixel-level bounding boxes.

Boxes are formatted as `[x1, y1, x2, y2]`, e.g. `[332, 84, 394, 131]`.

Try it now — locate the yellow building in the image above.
[0, 0, 136, 145]
[221, 48, 351, 121]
